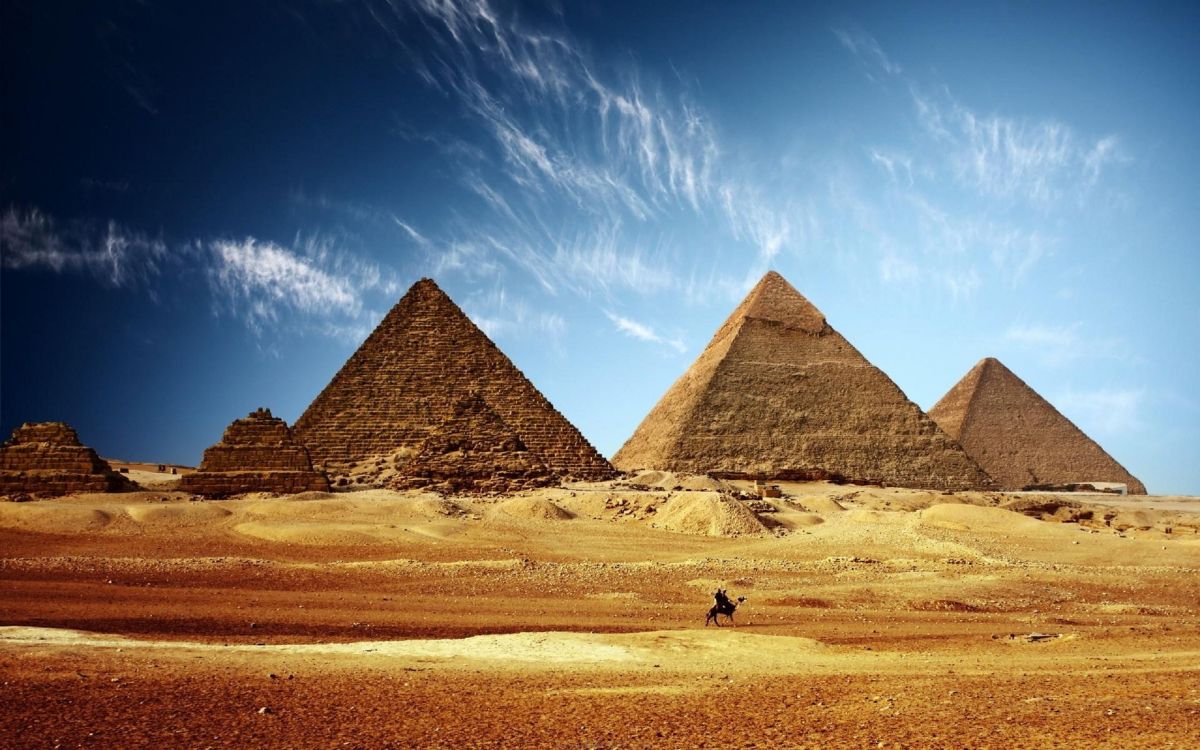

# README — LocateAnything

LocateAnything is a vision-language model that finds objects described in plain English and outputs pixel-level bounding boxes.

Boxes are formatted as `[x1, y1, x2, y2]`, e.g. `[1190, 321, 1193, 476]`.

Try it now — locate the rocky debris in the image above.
[293, 278, 614, 484]
[1002, 497, 1094, 524]
[651, 492, 769, 537]
[390, 395, 558, 495]
[929, 357, 1146, 494]
[179, 409, 330, 497]
[0, 422, 137, 496]
[613, 271, 993, 491]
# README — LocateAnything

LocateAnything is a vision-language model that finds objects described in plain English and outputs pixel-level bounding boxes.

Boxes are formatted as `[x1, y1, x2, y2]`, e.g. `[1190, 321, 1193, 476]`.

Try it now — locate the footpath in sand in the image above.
[1, 475, 1198, 748]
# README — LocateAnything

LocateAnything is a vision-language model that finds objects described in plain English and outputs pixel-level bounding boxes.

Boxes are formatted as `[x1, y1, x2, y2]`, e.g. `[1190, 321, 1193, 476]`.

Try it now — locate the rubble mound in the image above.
[391, 395, 559, 495]
[652, 492, 769, 537]
[0, 422, 136, 496]
[494, 495, 573, 520]
[614, 271, 992, 490]
[1002, 496, 1092, 523]
[930, 358, 1146, 494]
[179, 409, 330, 498]
[293, 278, 614, 484]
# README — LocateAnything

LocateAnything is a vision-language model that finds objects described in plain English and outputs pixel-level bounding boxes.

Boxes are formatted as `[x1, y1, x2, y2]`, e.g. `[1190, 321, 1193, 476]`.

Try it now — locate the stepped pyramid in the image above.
[0, 422, 137, 496]
[293, 278, 614, 483]
[393, 394, 556, 494]
[929, 357, 1146, 494]
[180, 408, 330, 497]
[613, 272, 993, 490]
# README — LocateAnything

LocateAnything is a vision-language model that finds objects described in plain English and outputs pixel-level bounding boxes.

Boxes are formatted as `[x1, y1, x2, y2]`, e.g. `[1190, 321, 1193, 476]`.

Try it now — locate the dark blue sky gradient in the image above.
[3, 1, 1198, 492]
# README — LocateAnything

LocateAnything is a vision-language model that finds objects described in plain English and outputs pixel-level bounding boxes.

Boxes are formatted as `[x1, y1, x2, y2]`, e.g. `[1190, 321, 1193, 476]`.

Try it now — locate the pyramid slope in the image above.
[929, 358, 1147, 494]
[393, 395, 556, 494]
[293, 279, 613, 481]
[614, 272, 993, 490]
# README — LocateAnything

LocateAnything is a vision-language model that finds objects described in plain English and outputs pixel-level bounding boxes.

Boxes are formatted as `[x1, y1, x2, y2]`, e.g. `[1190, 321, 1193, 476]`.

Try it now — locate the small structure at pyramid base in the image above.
[390, 395, 559, 495]
[180, 408, 330, 498]
[614, 271, 994, 491]
[292, 277, 614, 484]
[0, 422, 137, 496]
[929, 357, 1147, 494]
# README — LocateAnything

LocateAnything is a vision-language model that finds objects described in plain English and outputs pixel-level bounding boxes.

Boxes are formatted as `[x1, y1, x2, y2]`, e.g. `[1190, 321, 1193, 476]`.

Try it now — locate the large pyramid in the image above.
[293, 278, 614, 482]
[928, 357, 1146, 494]
[613, 272, 993, 490]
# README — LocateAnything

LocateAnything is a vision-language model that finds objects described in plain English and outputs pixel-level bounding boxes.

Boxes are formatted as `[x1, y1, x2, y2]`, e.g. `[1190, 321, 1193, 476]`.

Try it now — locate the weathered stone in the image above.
[613, 271, 993, 491]
[180, 408, 330, 497]
[0, 422, 137, 496]
[391, 394, 557, 494]
[293, 278, 614, 484]
[929, 357, 1147, 494]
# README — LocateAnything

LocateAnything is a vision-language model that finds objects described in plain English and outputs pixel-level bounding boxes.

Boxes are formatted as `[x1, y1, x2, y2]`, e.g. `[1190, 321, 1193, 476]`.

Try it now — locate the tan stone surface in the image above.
[614, 272, 993, 490]
[391, 394, 557, 494]
[929, 357, 1147, 494]
[0, 422, 136, 496]
[179, 409, 330, 497]
[293, 278, 614, 483]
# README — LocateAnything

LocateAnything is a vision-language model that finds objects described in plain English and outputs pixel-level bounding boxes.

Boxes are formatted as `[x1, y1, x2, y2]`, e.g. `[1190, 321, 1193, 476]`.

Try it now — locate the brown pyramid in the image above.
[928, 357, 1146, 494]
[293, 278, 614, 483]
[613, 272, 993, 490]
[180, 408, 331, 497]
[0, 422, 137, 496]
[392, 394, 556, 494]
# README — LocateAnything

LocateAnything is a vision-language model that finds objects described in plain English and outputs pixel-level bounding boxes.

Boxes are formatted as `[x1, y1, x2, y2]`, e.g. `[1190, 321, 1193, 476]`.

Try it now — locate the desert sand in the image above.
[2, 472, 1198, 748]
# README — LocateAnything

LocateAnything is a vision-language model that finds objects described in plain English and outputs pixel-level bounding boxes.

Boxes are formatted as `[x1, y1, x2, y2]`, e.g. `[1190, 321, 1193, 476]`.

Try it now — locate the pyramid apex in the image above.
[740, 271, 827, 334]
[410, 277, 444, 293]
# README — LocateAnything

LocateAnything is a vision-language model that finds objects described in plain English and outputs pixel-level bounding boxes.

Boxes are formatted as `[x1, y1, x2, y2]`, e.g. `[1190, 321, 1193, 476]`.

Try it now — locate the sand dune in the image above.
[2, 483, 1198, 749]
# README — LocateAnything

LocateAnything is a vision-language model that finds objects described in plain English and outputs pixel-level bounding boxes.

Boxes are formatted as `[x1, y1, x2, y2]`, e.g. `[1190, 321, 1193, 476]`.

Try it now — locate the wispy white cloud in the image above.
[1004, 321, 1141, 367]
[834, 28, 1124, 300]
[833, 27, 902, 79]
[367, 0, 794, 303]
[1005, 322, 1082, 350]
[207, 237, 362, 333]
[463, 286, 566, 341]
[605, 311, 685, 353]
[878, 247, 919, 284]
[393, 216, 431, 247]
[867, 147, 914, 186]
[2, 204, 396, 344]
[1055, 386, 1146, 437]
[912, 90, 1123, 205]
[1, 207, 166, 288]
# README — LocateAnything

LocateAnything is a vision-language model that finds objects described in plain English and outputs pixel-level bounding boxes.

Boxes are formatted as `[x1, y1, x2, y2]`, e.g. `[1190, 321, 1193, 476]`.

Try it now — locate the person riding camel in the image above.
[706, 587, 746, 626]
[713, 588, 733, 610]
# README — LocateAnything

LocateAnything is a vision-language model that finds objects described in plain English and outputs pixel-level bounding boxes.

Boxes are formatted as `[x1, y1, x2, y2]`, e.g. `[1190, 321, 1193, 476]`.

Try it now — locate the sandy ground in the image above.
[1, 477, 1198, 748]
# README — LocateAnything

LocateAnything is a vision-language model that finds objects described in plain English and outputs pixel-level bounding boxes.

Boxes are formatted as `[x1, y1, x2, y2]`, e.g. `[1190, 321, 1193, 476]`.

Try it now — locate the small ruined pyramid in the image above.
[180, 408, 331, 497]
[929, 357, 1147, 494]
[293, 278, 614, 483]
[393, 394, 556, 494]
[613, 271, 993, 490]
[0, 422, 137, 496]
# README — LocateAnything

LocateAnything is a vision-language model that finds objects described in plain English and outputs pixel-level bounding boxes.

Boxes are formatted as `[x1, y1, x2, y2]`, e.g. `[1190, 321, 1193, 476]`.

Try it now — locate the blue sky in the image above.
[2, 1, 1197, 493]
